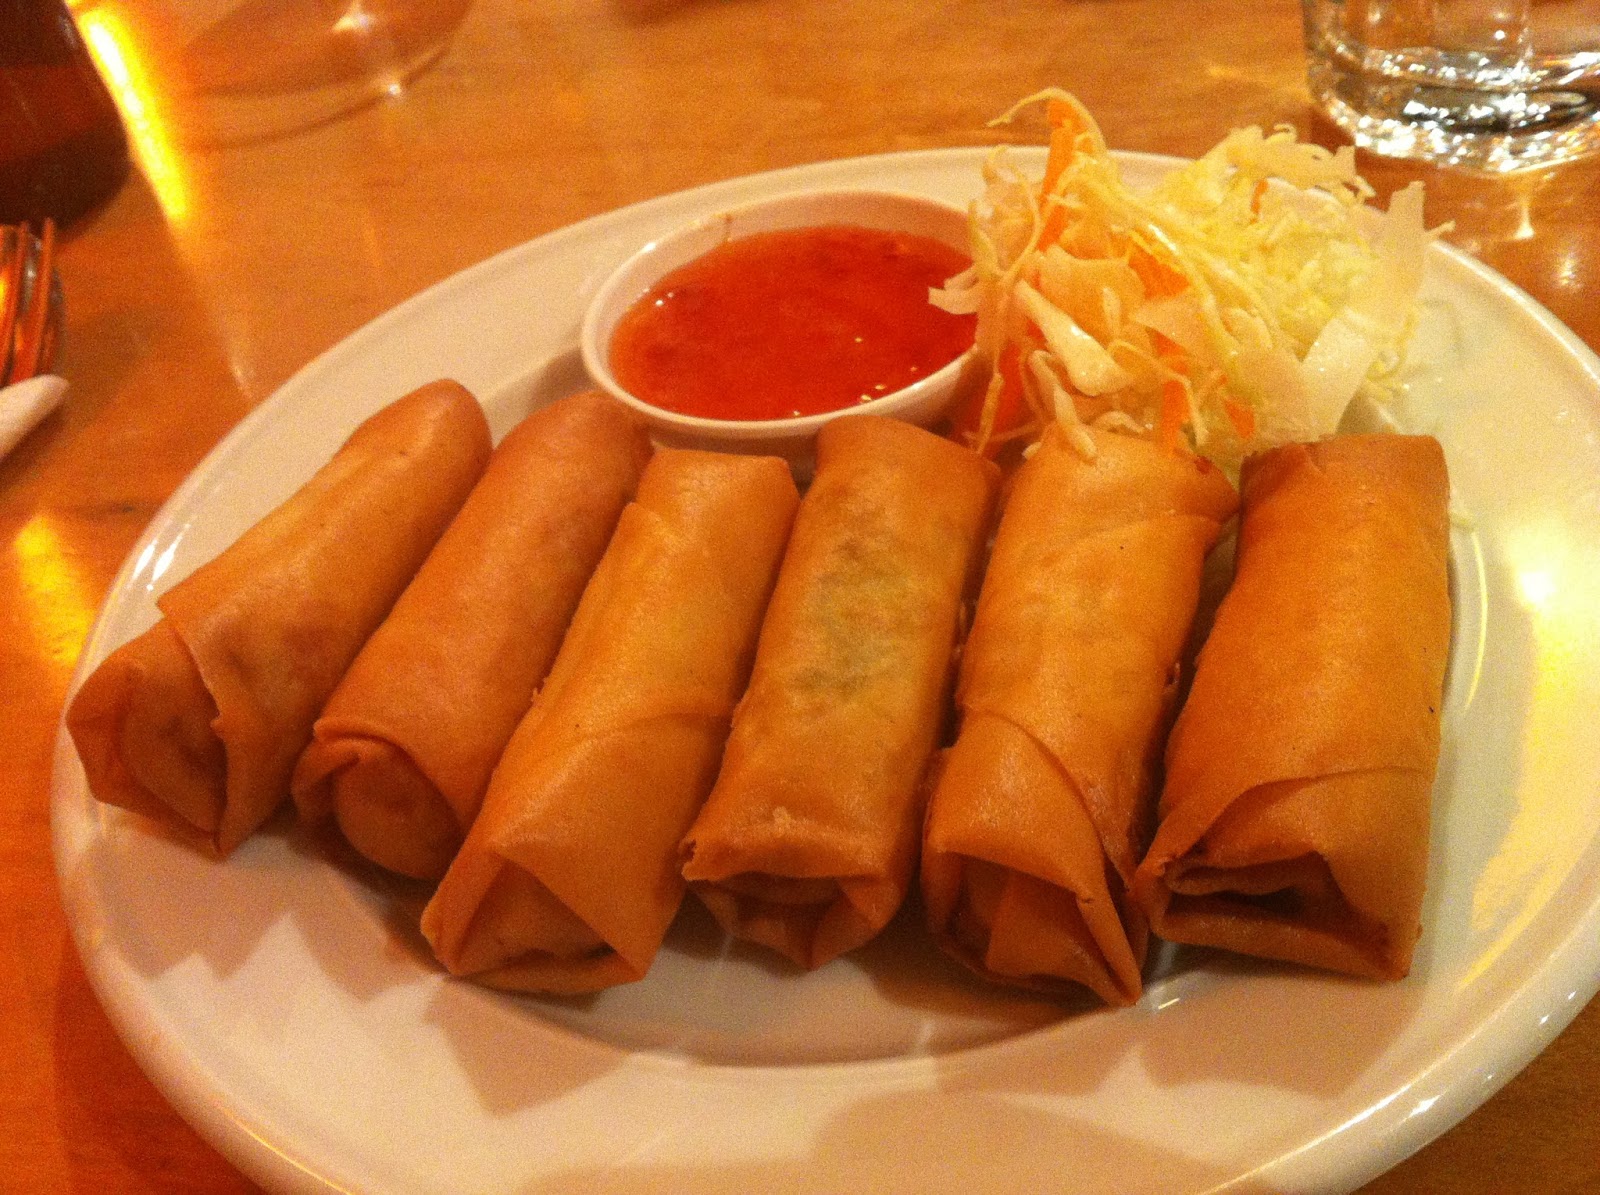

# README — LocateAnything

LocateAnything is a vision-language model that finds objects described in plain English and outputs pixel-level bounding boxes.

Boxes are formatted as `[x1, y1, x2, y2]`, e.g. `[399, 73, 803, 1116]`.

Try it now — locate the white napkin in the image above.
[0, 374, 68, 461]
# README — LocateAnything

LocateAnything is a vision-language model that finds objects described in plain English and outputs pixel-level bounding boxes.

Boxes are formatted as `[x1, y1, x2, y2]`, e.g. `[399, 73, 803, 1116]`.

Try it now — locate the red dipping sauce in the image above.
[608, 224, 976, 422]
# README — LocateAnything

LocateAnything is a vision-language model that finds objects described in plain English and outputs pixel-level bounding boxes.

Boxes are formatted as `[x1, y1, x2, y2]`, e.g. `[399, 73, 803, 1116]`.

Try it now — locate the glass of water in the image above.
[1303, 0, 1600, 171]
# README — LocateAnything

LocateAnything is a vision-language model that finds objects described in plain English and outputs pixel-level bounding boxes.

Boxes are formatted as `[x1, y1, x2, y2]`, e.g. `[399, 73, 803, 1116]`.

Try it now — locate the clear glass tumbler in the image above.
[1303, 0, 1600, 171]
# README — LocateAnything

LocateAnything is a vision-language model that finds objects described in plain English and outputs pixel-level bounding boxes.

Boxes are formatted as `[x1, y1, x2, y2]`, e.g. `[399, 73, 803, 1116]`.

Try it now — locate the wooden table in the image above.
[5, 0, 1596, 1190]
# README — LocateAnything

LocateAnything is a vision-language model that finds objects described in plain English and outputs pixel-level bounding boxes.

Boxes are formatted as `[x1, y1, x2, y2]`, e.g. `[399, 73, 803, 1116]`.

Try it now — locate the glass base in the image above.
[1308, 61, 1600, 172]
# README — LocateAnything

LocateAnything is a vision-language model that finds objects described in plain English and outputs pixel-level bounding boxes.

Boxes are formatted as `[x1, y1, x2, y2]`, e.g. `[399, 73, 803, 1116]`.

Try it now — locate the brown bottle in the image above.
[1, 0, 130, 226]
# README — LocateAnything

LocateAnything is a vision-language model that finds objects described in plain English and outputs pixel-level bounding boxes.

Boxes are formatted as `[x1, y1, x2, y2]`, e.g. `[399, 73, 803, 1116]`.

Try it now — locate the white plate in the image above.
[51, 148, 1600, 1195]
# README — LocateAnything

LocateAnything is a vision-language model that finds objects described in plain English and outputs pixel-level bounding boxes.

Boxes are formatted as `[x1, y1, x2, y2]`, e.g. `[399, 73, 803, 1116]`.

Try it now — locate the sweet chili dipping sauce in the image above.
[608, 225, 976, 421]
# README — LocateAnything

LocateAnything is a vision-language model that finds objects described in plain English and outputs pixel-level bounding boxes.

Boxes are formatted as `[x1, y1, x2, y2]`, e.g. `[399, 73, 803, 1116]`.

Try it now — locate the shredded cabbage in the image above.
[931, 89, 1436, 471]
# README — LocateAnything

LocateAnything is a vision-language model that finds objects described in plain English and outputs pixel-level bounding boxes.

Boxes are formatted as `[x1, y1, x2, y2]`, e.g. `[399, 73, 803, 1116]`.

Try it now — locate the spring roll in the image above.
[679, 416, 999, 968]
[67, 381, 492, 854]
[291, 391, 652, 879]
[420, 448, 799, 993]
[921, 425, 1238, 1005]
[1132, 434, 1451, 981]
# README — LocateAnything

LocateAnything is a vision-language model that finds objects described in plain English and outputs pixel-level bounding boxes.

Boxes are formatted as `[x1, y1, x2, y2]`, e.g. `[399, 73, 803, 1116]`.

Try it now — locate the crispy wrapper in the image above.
[679, 416, 999, 968]
[922, 426, 1238, 1005]
[1133, 434, 1451, 981]
[67, 381, 492, 854]
[291, 391, 652, 879]
[420, 448, 798, 994]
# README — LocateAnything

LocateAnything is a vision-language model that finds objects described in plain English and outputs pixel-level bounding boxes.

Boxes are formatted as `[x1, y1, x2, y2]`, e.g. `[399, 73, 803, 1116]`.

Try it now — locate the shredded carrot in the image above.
[1035, 100, 1113, 254]
[1038, 193, 1071, 251]
[1045, 97, 1084, 130]
[1038, 139, 1085, 247]
[990, 342, 1029, 439]
[1041, 124, 1078, 199]
[1222, 395, 1258, 440]
[1129, 242, 1188, 298]
[1157, 378, 1188, 451]
[1056, 218, 1127, 261]
[1038, 99, 1090, 226]
[1250, 178, 1269, 217]
[951, 373, 995, 449]
[1151, 329, 1190, 373]
[955, 342, 1030, 457]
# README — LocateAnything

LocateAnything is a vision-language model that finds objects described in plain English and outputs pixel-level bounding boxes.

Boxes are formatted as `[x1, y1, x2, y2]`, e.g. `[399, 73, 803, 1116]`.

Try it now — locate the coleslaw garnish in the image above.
[933, 89, 1436, 470]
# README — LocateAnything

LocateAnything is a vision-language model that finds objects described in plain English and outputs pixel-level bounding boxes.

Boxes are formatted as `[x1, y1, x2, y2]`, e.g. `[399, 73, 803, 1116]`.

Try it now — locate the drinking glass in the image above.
[1303, 0, 1600, 171]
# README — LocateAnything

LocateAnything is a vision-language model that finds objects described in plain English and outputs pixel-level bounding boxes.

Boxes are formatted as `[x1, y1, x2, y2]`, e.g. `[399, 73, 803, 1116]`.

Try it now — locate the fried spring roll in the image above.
[290, 391, 652, 879]
[420, 448, 798, 993]
[679, 417, 999, 968]
[1132, 434, 1451, 980]
[66, 381, 493, 854]
[921, 426, 1238, 1005]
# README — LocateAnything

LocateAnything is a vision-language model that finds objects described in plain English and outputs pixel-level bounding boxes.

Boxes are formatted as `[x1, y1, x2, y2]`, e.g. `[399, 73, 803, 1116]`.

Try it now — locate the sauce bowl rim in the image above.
[578, 187, 977, 440]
